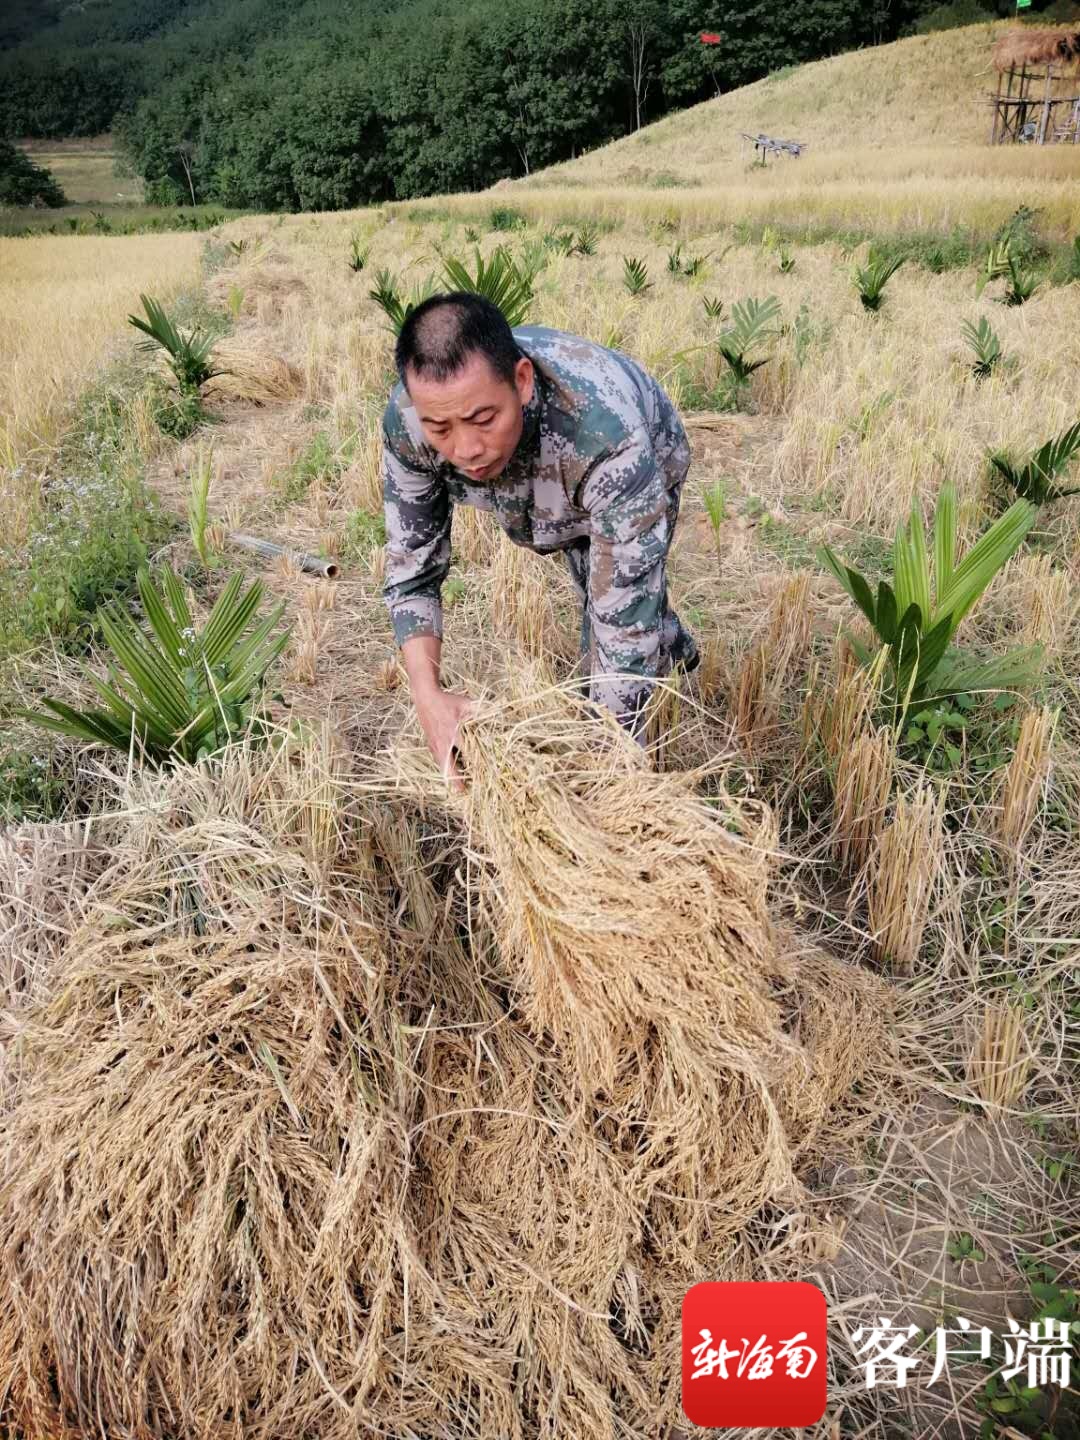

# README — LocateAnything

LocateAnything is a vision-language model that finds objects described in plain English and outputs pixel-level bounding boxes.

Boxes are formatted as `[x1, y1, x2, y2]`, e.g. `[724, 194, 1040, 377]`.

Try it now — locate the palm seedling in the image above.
[703, 478, 726, 568]
[228, 238, 248, 257]
[570, 223, 599, 257]
[853, 252, 904, 312]
[977, 241, 1040, 307]
[369, 268, 439, 335]
[702, 295, 725, 320]
[188, 445, 216, 566]
[128, 294, 224, 398]
[716, 295, 781, 385]
[988, 420, 1080, 507]
[777, 247, 796, 274]
[961, 317, 1003, 379]
[464, 225, 481, 243]
[622, 256, 652, 296]
[542, 227, 575, 255]
[819, 482, 1040, 716]
[21, 566, 291, 765]
[667, 243, 710, 279]
[347, 234, 370, 273]
[518, 237, 548, 285]
[441, 246, 533, 325]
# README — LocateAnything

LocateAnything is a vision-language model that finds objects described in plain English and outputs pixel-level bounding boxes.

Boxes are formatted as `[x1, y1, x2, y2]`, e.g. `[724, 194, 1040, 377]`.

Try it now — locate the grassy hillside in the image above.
[489, 21, 1080, 237]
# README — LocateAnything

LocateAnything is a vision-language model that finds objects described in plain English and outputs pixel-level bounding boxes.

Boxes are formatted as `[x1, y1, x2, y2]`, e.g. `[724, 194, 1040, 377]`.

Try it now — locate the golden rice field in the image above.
[2, 21, 1080, 1440]
[0, 231, 200, 536]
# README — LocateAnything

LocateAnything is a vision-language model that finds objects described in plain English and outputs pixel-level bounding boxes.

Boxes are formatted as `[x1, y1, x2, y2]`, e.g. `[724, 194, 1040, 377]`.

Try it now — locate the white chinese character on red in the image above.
[778, 1331, 819, 1378]
[851, 1317, 921, 1388]
[1002, 1318, 1073, 1389]
[927, 1316, 994, 1385]
[690, 1329, 819, 1382]
[690, 1328, 743, 1380]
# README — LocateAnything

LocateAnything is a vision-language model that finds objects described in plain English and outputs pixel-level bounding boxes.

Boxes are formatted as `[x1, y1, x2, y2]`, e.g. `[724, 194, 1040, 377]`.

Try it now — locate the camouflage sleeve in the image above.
[381, 426, 451, 645]
[579, 428, 673, 733]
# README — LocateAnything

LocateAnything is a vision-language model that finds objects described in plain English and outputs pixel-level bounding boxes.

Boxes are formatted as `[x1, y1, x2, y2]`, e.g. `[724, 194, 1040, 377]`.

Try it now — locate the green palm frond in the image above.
[369, 268, 439, 335]
[853, 252, 904, 312]
[127, 294, 223, 394]
[622, 256, 651, 296]
[716, 294, 781, 383]
[347, 234, 370, 272]
[19, 566, 291, 765]
[440, 246, 533, 326]
[818, 481, 1038, 716]
[960, 317, 1003, 379]
[571, 223, 599, 257]
[989, 421, 1080, 506]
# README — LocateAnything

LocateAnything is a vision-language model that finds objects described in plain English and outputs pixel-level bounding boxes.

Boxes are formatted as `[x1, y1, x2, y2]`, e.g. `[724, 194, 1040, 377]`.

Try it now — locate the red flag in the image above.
[699, 31, 721, 44]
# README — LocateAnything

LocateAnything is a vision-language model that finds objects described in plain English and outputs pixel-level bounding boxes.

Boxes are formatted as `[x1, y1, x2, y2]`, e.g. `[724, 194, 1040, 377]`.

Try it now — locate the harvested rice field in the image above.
[1, 28, 1079, 1440]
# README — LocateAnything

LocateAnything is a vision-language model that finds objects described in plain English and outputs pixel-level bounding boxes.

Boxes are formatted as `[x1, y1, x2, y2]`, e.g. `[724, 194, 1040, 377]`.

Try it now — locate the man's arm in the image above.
[578, 428, 673, 738]
[382, 429, 450, 646]
[382, 429, 472, 787]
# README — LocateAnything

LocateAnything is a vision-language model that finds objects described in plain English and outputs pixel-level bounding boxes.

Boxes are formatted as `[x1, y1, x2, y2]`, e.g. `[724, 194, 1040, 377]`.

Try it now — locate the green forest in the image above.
[0, 0, 1062, 210]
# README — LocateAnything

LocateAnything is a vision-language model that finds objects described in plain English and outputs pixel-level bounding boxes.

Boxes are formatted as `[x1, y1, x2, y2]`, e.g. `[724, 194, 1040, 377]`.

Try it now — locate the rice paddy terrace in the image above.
[1, 21, 1079, 1440]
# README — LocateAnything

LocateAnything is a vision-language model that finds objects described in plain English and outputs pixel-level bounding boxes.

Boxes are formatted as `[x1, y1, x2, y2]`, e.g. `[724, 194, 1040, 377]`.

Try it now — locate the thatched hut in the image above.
[989, 27, 1080, 144]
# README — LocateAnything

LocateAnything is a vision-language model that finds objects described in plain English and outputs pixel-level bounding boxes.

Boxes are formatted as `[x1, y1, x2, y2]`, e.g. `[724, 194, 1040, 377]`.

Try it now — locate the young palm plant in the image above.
[703, 478, 726, 569]
[622, 256, 652, 296]
[21, 567, 291, 765]
[988, 420, 1080, 506]
[542, 227, 575, 255]
[702, 295, 725, 320]
[667, 243, 710, 279]
[347, 234, 370, 273]
[441, 246, 533, 325]
[128, 294, 224, 396]
[853, 252, 904, 312]
[188, 446, 216, 567]
[717, 295, 781, 384]
[977, 241, 1040, 306]
[961, 317, 1003, 379]
[571, 223, 599, 257]
[819, 483, 1040, 716]
[369, 268, 439, 335]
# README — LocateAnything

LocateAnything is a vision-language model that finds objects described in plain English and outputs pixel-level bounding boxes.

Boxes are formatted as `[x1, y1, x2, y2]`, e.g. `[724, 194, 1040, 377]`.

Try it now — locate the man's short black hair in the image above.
[395, 291, 521, 390]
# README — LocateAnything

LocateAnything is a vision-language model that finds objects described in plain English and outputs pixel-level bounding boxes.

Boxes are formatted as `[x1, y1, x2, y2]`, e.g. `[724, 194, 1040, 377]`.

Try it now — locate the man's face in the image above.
[406, 352, 534, 482]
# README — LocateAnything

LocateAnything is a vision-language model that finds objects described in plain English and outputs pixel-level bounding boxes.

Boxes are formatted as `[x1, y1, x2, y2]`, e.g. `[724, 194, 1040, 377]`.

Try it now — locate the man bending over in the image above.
[382, 291, 698, 785]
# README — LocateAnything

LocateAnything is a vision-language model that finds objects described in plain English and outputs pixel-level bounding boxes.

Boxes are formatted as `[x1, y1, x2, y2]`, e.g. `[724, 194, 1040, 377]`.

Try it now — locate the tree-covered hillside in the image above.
[0, 0, 1051, 210]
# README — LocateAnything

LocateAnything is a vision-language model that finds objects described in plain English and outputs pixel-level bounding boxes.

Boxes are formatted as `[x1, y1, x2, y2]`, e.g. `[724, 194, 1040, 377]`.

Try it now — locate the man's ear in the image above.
[514, 356, 534, 407]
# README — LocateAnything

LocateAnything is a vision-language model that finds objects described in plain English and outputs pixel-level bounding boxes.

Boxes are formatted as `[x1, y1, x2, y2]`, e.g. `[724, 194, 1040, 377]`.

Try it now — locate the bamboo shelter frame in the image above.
[988, 28, 1080, 145]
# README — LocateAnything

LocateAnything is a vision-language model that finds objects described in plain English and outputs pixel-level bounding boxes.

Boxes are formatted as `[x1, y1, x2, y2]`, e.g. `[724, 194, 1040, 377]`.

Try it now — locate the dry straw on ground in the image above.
[0, 688, 898, 1440]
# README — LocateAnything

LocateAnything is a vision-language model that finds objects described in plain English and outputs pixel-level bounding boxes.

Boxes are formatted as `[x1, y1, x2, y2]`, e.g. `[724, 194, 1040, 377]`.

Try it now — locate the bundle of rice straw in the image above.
[0, 694, 896, 1440]
[0, 821, 102, 1105]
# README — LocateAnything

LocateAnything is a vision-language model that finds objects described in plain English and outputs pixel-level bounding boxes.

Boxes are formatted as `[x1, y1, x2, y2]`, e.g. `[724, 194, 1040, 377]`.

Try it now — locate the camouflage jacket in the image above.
[381, 324, 690, 723]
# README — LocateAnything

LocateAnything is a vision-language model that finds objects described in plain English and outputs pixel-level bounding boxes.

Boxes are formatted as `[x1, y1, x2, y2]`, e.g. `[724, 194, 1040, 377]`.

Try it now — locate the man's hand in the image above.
[401, 634, 472, 791]
[415, 687, 473, 791]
